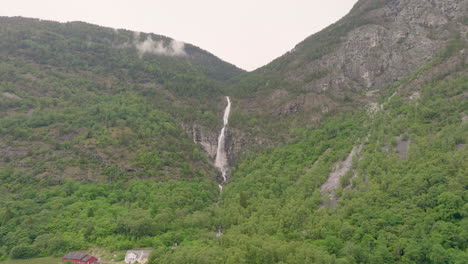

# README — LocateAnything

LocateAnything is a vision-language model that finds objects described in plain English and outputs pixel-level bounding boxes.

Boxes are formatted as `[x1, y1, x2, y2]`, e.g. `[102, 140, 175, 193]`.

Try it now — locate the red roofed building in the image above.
[62, 252, 99, 264]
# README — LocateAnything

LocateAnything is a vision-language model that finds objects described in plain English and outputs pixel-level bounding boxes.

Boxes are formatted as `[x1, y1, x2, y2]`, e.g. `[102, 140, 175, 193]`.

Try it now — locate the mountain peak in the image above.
[237, 0, 466, 97]
[226, 0, 466, 148]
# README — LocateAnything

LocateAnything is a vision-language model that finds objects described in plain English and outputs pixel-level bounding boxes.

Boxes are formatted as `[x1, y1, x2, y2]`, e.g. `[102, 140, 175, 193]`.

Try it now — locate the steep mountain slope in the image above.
[152, 64, 467, 263]
[149, 11, 467, 260]
[0, 17, 242, 260]
[224, 0, 467, 160]
[0, 16, 244, 183]
[260, 0, 466, 93]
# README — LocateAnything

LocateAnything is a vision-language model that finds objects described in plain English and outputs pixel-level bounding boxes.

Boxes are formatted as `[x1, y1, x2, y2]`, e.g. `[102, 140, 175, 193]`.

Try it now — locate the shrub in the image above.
[10, 245, 39, 259]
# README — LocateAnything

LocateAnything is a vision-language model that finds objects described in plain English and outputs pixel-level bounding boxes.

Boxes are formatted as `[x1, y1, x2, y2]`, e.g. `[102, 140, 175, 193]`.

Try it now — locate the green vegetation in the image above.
[0, 17, 236, 261]
[0, 175, 217, 258]
[147, 71, 468, 264]
[304, 71, 329, 83]
[0, 17, 242, 129]
[0, 256, 61, 264]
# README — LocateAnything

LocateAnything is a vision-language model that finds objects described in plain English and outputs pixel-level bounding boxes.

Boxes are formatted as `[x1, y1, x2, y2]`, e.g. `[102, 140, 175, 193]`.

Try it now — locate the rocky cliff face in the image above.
[287, 0, 467, 94]
[185, 115, 271, 178]
[185, 124, 219, 159]
[225, 128, 271, 165]
[226, 0, 467, 144]
[189, 0, 467, 167]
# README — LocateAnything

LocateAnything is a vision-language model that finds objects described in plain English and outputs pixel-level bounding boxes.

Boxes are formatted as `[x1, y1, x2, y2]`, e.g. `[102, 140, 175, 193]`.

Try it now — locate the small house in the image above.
[62, 252, 99, 264]
[124, 250, 151, 264]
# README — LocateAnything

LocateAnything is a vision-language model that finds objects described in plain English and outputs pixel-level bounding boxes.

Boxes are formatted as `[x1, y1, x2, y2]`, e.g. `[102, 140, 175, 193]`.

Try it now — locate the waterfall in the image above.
[215, 96, 231, 192]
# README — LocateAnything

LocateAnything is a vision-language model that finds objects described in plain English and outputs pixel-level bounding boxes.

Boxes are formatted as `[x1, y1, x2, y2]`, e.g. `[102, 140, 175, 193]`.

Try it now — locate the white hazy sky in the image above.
[1, 0, 358, 71]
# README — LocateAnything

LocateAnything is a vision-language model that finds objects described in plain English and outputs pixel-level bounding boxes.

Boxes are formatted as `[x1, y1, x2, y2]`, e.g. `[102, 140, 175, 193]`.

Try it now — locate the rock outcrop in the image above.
[187, 124, 219, 159]
[288, 0, 467, 94]
[237, 0, 466, 116]
[188, 0, 468, 169]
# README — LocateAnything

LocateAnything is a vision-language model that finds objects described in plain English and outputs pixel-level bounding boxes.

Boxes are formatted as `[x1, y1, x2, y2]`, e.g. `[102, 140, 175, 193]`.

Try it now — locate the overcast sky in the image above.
[1, 0, 358, 71]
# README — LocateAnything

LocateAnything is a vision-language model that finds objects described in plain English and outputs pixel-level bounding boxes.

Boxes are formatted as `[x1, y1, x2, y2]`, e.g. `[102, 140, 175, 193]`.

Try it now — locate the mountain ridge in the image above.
[222, 0, 467, 161]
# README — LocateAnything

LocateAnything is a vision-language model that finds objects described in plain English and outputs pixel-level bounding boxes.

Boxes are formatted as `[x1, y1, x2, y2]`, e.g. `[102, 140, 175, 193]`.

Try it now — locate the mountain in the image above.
[0, 17, 243, 260]
[0, 16, 245, 182]
[1, 0, 467, 263]
[224, 0, 467, 156]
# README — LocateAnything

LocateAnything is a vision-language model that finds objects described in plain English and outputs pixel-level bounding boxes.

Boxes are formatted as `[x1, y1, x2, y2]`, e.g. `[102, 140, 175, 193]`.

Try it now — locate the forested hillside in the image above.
[0, 16, 240, 260]
[0, 0, 467, 263]
[0, 16, 246, 182]
[145, 43, 467, 263]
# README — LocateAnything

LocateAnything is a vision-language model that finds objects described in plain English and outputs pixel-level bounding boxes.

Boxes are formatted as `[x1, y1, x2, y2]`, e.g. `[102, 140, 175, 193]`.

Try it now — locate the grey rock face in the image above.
[289, 0, 467, 94]
[225, 128, 271, 169]
[189, 125, 218, 159]
[191, 0, 468, 167]
[186, 124, 249, 178]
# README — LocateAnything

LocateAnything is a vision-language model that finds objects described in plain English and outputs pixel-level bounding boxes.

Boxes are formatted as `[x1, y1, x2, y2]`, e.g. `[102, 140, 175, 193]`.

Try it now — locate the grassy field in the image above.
[0, 257, 61, 264]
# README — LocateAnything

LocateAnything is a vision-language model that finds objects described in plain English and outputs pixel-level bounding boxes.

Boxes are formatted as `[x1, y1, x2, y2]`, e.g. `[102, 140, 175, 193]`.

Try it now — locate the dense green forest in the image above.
[1, 61, 466, 263]
[0, 17, 236, 260]
[147, 73, 467, 263]
[0, 16, 245, 187]
[0, 17, 243, 126]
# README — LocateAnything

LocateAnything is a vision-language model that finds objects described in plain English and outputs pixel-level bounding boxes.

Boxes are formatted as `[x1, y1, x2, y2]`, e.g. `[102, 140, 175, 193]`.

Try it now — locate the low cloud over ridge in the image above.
[133, 33, 186, 57]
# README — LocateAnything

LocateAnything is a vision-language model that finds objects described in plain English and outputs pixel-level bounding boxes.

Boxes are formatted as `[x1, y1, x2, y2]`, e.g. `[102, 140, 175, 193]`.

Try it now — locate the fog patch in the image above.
[135, 36, 186, 57]
[133, 31, 141, 40]
[115, 32, 187, 58]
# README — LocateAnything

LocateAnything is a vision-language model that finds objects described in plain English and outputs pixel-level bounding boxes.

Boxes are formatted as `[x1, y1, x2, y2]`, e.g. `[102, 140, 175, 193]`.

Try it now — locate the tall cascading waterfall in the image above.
[214, 96, 231, 192]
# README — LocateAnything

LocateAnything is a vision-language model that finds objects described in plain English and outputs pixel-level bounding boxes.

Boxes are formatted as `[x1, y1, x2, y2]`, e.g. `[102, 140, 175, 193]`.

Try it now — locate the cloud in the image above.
[134, 35, 186, 57]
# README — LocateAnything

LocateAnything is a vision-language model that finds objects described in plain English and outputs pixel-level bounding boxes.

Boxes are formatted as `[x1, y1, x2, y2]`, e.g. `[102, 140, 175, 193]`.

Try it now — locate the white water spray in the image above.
[215, 96, 231, 192]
